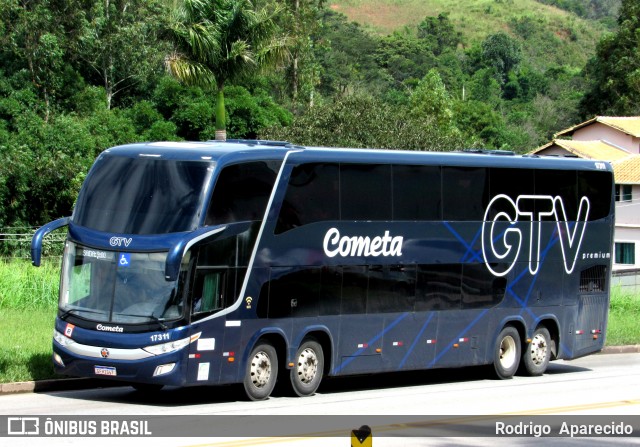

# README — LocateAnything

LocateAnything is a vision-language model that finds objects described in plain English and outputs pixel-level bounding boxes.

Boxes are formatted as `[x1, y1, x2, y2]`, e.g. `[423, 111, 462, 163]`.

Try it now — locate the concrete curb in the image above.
[2, 347, 639, 396]
[0, 378, 118, 395]
[600, 344, 640, 354]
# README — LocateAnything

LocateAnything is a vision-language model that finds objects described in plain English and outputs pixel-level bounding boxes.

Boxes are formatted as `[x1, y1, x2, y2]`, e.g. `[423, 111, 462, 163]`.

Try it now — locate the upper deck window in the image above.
[74, 155, 213, 234]
[276, 163, 339, 233]
[205, 161, 281, 225]
[341, 164, 392, 221]
[275, 161, 613, 233]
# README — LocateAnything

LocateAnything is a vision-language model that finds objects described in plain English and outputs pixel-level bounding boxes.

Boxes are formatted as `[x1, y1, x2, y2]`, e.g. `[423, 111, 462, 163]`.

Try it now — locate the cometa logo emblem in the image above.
[100, 348, 110, 359]
[323, 228, 404, 258]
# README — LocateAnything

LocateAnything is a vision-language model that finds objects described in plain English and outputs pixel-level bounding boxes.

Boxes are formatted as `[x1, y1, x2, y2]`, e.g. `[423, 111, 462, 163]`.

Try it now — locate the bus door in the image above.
[186, 267, 229, 385]
[182, 223, 257, 385]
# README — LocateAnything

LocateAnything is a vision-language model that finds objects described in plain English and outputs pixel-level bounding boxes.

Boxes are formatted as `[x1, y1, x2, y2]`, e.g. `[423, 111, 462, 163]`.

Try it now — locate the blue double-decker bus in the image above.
[32, 140, 614, 400]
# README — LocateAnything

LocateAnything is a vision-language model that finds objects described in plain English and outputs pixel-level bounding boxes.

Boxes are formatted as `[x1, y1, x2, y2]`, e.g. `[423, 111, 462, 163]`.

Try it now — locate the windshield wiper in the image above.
[115, 312, 168, 330]
[59, 308, 106, 320]
[150, 315, 168, 331]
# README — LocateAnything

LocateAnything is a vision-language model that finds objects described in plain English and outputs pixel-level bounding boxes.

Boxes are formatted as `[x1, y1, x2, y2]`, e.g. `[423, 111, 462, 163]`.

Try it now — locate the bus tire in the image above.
[493, 326, 521, 379]
[290, 338, 324, 397]
[522, 326, 551, 376]
[244, 342, 278, 401]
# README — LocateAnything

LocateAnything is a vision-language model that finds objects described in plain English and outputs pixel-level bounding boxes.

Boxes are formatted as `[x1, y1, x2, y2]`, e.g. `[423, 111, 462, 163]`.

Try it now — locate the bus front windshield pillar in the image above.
[165, 225, 227, 281]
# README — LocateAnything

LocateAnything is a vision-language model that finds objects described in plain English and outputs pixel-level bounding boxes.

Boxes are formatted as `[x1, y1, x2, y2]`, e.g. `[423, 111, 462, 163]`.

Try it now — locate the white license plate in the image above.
[94, 366, 117, 376]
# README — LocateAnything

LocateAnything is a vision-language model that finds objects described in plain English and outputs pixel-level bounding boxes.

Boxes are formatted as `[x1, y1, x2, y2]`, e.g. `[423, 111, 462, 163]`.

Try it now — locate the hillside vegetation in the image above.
[329, 0, 613, 69]
[0, 0, 633, 236]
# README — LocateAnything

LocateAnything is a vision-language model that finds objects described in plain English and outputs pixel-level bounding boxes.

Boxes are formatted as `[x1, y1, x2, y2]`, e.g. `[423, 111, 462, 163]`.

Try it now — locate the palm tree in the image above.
[166, 0, 289, 140]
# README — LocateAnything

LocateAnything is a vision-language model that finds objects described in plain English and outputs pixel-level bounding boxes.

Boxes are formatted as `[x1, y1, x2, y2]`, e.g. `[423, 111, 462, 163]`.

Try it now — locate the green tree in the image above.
[276, 0, 324, 107]
[416, 13, 461, 56]
[581, 0, 640, 115]
[481, 32, 522, 84]
[77, 0, 169, 110]
[165, 0, 289, 140]
[224, 85, 292, 138]
[410, 69, 456, 130]
[262, 92, 464, 151]
[0, 0, 85, 120]
[315, 10, 386, 98]
[453, 99, 503, 148]
[376, 30, 436, 86]
[467, 68, 502, 106]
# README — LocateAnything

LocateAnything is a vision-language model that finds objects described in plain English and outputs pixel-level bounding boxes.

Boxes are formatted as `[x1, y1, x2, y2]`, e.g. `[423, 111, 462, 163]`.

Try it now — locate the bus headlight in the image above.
[53, 352, 65, 367]
[153, 363, 176, 376]
[143, 332, 201, 356]
[53, 330, 76, 348]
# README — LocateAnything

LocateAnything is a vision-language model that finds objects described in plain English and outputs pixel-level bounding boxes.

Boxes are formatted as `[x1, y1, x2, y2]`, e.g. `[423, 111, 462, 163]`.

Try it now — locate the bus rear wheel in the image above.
[494, 326, 521, 379]
[521, 327, 551, 376]
[290, 338, 324, 397]
[244, 342, 278, 401]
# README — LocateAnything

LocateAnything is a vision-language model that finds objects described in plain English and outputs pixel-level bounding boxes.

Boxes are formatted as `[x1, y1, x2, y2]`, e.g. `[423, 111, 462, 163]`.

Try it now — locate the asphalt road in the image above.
[1, 352, 639, 446]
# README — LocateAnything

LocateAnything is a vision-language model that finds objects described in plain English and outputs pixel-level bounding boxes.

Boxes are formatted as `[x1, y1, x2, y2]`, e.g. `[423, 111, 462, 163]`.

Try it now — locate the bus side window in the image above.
[193, 271, 225, 314]
[442, 167, 488, 221]
[341, 164, 392, 221]
[393, 165, 442, 221]
[415, 264, 462, 311]
[535, 169, 578, 220]
[578, 170, 613, 221]
[205, 161, 280, 226]
[276, 163, 339, 234]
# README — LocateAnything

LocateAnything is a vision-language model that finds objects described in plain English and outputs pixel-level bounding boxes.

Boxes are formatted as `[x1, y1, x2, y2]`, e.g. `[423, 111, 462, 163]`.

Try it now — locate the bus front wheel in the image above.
[493, 326, 521, 379]
[521, 326, 551, 376]
[244, 342, 278, 401]
[290, 338, 324, 397]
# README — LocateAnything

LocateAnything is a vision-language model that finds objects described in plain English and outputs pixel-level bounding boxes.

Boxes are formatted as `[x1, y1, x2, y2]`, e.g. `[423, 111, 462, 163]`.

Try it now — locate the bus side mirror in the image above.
[31, 217, 71, 266]
[165, 225, 227, 281]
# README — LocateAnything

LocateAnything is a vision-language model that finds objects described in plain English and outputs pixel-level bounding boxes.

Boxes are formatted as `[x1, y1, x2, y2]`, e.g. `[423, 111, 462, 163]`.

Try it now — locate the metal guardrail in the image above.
[0, 227, 66, 259]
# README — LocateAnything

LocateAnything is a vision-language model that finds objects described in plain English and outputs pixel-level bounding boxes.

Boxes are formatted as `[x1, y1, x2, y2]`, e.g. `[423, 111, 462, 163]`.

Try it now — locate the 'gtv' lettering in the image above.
[482, 194, 590, 277]
[109, 236, 132, 247]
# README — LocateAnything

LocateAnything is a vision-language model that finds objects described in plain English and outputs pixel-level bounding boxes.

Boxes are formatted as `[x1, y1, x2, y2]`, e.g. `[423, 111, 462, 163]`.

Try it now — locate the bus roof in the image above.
[103, 140, 613, 173]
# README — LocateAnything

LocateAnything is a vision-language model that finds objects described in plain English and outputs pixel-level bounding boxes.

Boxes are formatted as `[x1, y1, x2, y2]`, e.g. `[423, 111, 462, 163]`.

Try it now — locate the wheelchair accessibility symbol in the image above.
[119, 253, 131, 267]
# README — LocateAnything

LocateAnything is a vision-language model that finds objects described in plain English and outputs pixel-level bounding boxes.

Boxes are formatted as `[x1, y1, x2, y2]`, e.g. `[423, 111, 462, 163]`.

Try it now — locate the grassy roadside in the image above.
[0, 258, 60, 382]
[0, 308, 59, 382]
[607, 287, 640, 346]
[0, 258, 638, 384]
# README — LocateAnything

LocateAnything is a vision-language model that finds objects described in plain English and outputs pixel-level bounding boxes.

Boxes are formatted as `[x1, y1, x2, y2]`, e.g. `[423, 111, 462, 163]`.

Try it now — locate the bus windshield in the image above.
[73, 155, 214, 234]
[60, 242, 183, 325]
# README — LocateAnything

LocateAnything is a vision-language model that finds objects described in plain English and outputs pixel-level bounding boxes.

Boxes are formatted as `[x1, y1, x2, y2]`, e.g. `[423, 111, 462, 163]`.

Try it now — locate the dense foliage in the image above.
[581, 0, 640, 116]
[535, 0, 621, 22]
[0, 0, 636, 238]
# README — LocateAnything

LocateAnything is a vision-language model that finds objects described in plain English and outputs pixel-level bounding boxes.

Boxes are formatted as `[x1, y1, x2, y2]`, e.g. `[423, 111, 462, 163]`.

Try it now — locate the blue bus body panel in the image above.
[43, 141, 613, 388]
[52, 319, 192, 386]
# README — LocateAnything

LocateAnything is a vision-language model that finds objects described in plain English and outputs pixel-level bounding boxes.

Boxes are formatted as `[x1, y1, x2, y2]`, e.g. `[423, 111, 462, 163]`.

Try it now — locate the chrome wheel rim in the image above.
[529, 333, 548, 366]
[296, 347, 318, 384]
[250, 351, 272, 388]
[499, 335, 517, 370]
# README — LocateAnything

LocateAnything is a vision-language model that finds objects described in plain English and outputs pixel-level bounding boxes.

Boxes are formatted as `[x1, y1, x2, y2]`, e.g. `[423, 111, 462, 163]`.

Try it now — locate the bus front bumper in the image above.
[52, 337, 190, 387]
